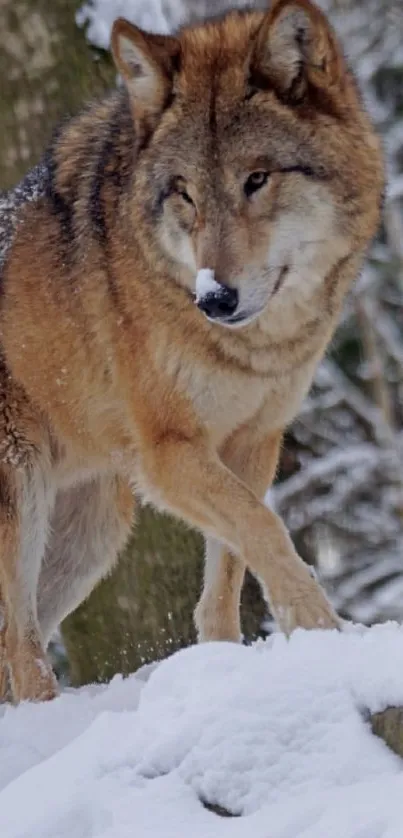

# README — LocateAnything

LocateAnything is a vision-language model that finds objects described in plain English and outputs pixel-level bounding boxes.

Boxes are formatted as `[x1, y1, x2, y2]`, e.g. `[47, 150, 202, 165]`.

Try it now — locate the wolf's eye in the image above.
[177, 189, 195, 207]
[172, 179, 195, 207]
[244, 171, 269, 198]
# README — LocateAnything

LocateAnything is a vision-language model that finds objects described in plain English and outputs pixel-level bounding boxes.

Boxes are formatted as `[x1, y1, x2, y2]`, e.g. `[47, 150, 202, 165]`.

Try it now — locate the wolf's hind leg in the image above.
[0, 464, 57, 703]
[38, 475, 134, 647]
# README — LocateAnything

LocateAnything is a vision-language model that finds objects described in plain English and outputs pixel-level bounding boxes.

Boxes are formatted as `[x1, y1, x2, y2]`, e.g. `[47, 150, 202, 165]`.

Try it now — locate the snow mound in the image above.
[1, 625, 403, 837]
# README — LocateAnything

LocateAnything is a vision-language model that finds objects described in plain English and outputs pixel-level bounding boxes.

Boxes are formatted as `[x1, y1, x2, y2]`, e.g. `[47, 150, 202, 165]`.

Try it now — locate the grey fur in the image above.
[38, 476, 133, 645]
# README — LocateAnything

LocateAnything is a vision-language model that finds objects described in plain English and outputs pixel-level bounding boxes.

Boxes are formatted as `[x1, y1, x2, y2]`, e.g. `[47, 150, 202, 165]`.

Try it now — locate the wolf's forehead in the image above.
[177, 13, 261, 98]
[176, 51, 248, 107]
[171, 81, 303, 163]
[180, 11, 261, 61]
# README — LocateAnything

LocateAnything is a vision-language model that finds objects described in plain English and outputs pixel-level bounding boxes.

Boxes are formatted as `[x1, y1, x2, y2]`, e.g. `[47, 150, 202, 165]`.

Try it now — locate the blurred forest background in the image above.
[0, 0, 402, 687]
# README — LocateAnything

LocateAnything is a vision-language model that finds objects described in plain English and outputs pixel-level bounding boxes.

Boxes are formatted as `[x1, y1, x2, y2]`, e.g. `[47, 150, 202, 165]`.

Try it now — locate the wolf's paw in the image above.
[282, 596, 340, 636]
[10, 655, 59, 704]
[272, 565, 340, 637]
[194, 598, 242, 644]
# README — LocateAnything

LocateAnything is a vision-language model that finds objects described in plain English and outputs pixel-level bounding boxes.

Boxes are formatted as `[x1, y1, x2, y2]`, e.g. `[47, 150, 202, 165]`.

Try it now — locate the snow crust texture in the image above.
[1, 626, 403, 838]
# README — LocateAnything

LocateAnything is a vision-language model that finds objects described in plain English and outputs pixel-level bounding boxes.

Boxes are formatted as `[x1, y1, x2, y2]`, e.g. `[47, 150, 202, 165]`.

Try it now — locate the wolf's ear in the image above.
[252, 0, 344, 102]
[111, 18, 180, 118]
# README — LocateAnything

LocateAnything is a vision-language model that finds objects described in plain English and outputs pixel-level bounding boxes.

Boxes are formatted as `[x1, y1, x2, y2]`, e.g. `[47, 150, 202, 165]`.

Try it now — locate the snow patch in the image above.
[2, 626, 403, 837]
[76, 0, 186, 50]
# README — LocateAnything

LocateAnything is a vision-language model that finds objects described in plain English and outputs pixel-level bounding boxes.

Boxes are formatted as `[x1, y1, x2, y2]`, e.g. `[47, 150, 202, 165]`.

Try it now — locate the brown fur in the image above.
[0, 0, 384, 702]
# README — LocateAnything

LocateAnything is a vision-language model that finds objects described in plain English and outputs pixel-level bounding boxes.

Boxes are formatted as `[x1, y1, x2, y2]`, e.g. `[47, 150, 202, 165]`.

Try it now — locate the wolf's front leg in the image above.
[195, 429, 283, 643]
[141, 431, 340, 638]
[0, 463, 57, 703]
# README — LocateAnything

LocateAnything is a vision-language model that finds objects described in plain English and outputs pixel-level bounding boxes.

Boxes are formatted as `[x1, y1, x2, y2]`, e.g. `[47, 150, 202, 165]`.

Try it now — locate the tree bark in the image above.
[0, 0, 115, 190]
[62, 507, 204, 684]
[370, 707, 403, 760]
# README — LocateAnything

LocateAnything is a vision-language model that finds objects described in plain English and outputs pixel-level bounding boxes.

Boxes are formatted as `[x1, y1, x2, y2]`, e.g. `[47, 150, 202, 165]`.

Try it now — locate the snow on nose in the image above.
[195, 268, 223, 303]
[195, 269, 239, 320]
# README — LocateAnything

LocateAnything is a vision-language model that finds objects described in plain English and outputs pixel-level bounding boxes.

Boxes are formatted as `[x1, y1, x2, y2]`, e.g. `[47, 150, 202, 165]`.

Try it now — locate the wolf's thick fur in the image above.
[0, 0, 383, 702]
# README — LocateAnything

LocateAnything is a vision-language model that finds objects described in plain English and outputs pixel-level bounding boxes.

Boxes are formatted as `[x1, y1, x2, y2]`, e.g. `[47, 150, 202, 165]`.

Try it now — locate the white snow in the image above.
[2, 625, 403, 837]
[195, 268, 222, 303]
[76, 0, 186, 49]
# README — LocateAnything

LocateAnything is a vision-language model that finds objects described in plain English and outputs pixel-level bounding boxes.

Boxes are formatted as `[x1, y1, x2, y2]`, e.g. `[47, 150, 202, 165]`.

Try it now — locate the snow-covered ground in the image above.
[2, 625, 403, 838]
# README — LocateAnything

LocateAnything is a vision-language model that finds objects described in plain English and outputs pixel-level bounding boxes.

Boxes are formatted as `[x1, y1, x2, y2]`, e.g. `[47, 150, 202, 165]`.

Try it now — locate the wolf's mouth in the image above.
[271, 265, 289, 297]
[223, 311, 250, 324]
[196, 265, 289, 330]
[214, 310, 262, 329]
[217, 266, 289, 329]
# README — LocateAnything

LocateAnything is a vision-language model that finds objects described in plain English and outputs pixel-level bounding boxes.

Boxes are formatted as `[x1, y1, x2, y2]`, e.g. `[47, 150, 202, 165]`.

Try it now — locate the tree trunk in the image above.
[0, 0, 115, 190]
[63, 507, 204, 684]
[62, 503, 267, 685]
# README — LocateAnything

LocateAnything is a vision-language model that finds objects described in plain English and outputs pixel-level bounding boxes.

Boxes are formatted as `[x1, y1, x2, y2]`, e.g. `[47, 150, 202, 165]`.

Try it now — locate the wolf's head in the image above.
[111, 0, 384, 330]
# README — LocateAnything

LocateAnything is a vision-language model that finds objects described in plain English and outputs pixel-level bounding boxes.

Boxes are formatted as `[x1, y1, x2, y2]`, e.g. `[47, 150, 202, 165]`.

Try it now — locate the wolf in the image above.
[0, 0, 384, 702]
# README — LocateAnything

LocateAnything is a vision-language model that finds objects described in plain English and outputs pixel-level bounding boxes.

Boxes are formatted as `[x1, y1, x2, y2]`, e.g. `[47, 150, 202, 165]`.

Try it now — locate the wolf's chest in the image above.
[188, 370, 264, 444]
[183, 362, 313, 447]
[155, 333, 317, 447]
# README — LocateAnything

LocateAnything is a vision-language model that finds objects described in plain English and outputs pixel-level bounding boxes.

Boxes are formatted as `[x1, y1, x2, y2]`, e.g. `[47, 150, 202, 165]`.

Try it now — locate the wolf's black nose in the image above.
[197, 286, 238, 319]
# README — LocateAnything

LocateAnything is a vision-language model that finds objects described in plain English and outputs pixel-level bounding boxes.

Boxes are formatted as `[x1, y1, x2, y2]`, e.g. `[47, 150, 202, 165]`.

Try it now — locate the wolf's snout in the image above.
[197, 285, 238, 320]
